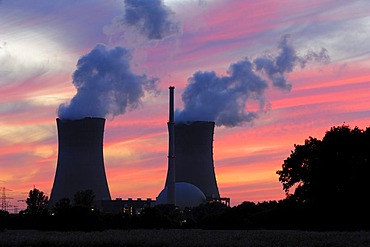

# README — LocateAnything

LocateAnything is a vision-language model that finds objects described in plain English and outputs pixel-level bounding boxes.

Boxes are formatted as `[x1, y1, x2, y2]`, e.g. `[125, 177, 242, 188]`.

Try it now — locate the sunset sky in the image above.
[1, 0, 370, 211]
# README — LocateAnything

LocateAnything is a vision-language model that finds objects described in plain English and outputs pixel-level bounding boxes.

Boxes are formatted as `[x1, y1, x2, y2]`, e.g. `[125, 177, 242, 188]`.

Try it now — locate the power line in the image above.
[1, 187, 13, 212]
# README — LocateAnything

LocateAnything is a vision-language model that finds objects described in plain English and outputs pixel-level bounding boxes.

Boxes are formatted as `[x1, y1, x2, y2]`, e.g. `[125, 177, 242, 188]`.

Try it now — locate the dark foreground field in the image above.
[1, 229, 370, 247]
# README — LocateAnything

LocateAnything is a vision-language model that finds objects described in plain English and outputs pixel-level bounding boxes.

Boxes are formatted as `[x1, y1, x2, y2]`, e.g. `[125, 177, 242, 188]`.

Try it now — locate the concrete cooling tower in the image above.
[165, 121, 220, 199]
[49, 117, 111, 205]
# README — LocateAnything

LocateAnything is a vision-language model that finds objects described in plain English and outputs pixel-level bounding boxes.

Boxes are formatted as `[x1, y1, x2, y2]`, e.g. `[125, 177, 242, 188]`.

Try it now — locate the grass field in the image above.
[1, 229, 370, 247]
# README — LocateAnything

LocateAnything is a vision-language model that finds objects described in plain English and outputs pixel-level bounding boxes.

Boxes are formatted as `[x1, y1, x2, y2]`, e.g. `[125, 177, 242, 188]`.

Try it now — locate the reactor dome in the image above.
[156, 182, 206, 208]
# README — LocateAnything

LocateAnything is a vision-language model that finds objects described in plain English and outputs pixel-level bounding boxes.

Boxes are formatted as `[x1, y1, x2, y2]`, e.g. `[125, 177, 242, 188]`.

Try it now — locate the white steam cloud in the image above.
[58, 44, 158, 120]
[176, 34, 330, 127]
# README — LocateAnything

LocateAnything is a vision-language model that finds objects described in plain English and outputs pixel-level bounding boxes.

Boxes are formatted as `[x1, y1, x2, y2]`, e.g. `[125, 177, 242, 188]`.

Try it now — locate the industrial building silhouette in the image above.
[49, 87, 229, 212]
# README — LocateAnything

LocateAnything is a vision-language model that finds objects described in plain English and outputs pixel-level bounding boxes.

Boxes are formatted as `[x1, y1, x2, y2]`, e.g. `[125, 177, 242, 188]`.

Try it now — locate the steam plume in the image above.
[254, 34, 330, 90]
[175, 59, 269, 127]
[104, 0, 180, 41]
[58, 44, 158, 120]
[176, 35, 330, 127]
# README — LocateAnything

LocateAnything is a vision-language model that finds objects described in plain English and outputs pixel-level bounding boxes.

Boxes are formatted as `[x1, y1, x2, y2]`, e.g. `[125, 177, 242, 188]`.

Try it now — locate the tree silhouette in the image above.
[0, 210, 8, 231]
[52, 198, 71, 214]
[276, 136, 323, 203]
[276, 125, 370, 230]
[25, 188, 49, 215]
[277, 125, 370, 209]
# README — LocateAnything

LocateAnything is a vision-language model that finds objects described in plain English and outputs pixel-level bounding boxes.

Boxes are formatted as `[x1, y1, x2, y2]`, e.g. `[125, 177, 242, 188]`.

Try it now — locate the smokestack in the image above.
[165, 121, 220, 199]
[166, 86, 176, 205]
[49, 117, 111, 206]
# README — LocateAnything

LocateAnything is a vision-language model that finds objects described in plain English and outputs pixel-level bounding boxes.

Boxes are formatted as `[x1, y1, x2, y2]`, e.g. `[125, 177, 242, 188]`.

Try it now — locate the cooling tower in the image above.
[49, 117, 111, 205]
[165, 121, 220, 199]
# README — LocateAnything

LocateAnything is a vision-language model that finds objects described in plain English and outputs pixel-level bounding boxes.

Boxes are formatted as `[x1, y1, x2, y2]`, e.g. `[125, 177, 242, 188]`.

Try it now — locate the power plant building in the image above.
[158, 87, 229, 208]
[50, 88, 229, 212]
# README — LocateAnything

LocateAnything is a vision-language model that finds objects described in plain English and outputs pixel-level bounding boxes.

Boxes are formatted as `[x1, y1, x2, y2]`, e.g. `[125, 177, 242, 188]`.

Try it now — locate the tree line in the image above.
[1, 124, 369, 231]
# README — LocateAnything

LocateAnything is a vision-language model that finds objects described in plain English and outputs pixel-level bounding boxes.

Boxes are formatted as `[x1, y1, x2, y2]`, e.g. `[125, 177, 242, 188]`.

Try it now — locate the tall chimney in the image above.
[166, 121, 220, 199]
[166, 86, 176, 205]
[49, 117, 111, 206]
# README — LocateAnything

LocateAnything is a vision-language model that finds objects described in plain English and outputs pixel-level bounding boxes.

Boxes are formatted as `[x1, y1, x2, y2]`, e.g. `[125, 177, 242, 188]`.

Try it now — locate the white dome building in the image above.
[156, 182, 206, 209]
